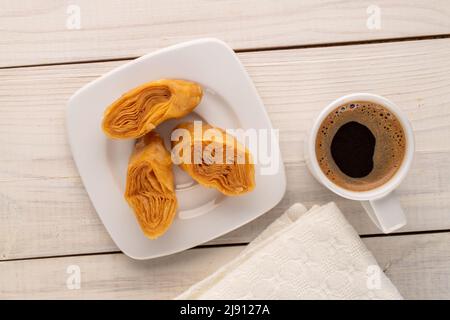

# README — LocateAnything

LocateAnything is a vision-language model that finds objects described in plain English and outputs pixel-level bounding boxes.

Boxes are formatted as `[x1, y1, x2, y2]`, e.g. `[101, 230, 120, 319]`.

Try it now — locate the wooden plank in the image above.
[1, 39, 450, 260]
[1, 0, 450, 67]
[1, 232, 449, 299]
[364, 233, 450, 300]
[0, 245, 245, 299]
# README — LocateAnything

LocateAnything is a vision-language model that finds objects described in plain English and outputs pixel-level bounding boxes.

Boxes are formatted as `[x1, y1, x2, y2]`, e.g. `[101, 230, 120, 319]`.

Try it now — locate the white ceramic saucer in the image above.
[67, 38, 286, 259]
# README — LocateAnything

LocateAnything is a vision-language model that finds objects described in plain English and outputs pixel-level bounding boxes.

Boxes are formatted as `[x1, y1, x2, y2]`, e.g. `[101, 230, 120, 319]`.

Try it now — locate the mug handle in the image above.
[361, 191, 406, 233]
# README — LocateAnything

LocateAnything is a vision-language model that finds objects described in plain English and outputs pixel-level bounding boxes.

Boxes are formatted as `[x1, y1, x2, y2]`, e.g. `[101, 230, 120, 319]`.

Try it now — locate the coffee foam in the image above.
[315, 101, 406, 192]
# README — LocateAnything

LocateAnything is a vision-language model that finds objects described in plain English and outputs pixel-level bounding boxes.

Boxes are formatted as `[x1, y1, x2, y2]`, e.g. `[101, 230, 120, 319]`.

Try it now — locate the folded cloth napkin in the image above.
[177, 202, 402, 299]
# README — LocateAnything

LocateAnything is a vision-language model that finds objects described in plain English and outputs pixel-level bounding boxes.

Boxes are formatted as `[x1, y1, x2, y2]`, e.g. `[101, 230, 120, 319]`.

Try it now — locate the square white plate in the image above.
[67, 38, 286, 259]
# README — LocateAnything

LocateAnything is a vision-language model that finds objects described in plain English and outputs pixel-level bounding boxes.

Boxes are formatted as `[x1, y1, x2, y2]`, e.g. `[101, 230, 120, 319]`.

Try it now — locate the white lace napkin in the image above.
[177, 202, 402, 299]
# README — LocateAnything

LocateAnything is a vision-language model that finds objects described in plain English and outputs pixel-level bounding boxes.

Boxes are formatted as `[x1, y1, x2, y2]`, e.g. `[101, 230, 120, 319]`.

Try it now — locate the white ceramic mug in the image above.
[305, 93, 415, 233]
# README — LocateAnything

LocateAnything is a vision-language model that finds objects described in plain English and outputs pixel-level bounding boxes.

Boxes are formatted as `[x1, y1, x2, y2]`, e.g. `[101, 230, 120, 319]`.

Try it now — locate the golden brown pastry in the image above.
[124, 132, 177, 239]
[172, 122, 255, 196]
[102, 79, 202, 139]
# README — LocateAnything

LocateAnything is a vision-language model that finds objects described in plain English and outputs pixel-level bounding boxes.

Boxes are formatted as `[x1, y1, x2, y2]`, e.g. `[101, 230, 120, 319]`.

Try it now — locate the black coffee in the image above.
[331, 121, 375, 178]
[315, 101, 406, 192]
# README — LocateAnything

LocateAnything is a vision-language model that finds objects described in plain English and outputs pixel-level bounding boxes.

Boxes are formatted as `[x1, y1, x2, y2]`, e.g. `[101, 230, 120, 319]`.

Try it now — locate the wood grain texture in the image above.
[364, 233, 450, 300]
[1, 39, 450, 260]
[1, 0, 450, 67]
[1, 232, 449, 299]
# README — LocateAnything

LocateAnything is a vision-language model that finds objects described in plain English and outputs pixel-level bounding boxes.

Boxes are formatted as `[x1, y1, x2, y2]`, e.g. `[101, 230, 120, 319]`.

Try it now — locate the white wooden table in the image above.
[1, 0, 450, 299]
